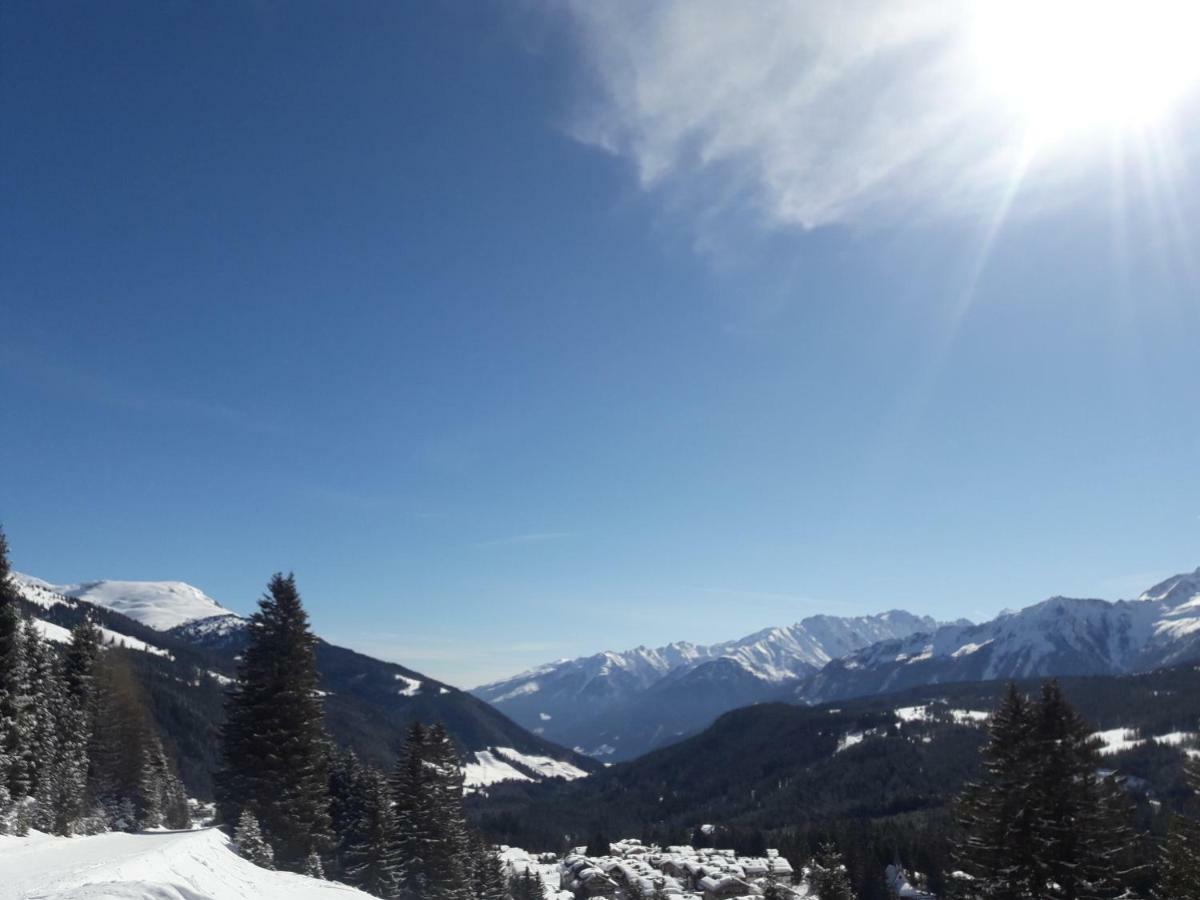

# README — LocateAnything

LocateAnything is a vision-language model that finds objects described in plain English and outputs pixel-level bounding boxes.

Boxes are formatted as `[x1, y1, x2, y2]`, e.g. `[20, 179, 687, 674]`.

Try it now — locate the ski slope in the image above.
[0, 828, 372, 900]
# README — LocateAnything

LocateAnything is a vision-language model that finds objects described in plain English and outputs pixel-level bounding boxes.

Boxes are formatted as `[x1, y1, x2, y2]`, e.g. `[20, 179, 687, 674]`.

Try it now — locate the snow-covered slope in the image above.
[0, 828, 372, 900]
[797, 567, 1200, 705]
[10, 574, 177, 659]
[473, 610, 939, 759]
[462, 746, 590, 790]
[26, 577, 236, 631]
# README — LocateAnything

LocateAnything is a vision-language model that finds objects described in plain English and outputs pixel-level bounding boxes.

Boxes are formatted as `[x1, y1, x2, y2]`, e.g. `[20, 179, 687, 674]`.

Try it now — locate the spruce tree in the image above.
[1158, 756, 1200, 900]
[304, 850, 326, 879]
[45, 625, 94, 835]
[218, 573, 332, 870]
[343, 768, 402, 898]
[88, 649, 170, 830]
[806, 842, 855, 900]
[63, 616, 102, 707]
[136, 732, 181, 830]
[235, 808, 275, 869]
[329, 746, 367, 878]
[1029, 681, 1134, 900]
[951, 681, 1140, 900]
[952, 683, 1036, 899]
[0, 599, 34, 803]
[0, 527, 13, 818]
[471, 837, 510, 900]
[510, 869, 544, 900]
[391, 722, 432, 900]
[22, 618, 58, 802]
[421, 724, 473, 900]
[137, 751, 164, 829]
[162, 772, 190, 829]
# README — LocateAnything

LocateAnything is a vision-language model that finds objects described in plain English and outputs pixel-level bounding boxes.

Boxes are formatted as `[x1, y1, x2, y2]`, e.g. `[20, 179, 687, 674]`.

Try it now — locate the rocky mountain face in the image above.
[472, 610, 941, 759]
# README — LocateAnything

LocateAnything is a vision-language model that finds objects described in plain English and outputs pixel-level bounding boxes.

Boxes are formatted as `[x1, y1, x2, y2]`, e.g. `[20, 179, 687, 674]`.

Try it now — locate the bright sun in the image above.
[971, 0, 1200, 143]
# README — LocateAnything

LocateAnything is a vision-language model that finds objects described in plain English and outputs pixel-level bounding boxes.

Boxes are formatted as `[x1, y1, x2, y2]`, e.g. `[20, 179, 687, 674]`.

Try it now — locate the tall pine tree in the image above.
[391, 722, 432, 900]
[45, 619, 100, 835]
[1158, 756, 1200, 900]
[343, 768, 403, 898]
[0, 527, 18, 817]
[23, 618, 58, 802]
[329, 746, 368, 878]
[952, 683, 1036, 899]
[421, 724, 472, 900]
[952, 681, 1140, 900]
[235, 808, 275, 869]
[0, 542, 35, 806]
[390, 721, 474, 900]
[806, 842, 856, 900]
[1029, 681, 1134, 900]
[218, 573, 332, 871]
[470, 835, 510, 900]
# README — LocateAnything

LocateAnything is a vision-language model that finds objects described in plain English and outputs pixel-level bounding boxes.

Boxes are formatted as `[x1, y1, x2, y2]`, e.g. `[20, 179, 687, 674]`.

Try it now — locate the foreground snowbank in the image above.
[0, 827, 372, 900]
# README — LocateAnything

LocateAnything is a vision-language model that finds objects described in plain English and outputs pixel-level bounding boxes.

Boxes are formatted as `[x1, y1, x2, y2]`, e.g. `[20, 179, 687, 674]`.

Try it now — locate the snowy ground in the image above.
[462, 747, 590, 790]
[0, 828, 371, 900]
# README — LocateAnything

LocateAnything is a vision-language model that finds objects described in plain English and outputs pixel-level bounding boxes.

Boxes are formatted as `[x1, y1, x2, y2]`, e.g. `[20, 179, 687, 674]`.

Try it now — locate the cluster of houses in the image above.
[496, 838, 934, 900]
[500, 838, 795, 900]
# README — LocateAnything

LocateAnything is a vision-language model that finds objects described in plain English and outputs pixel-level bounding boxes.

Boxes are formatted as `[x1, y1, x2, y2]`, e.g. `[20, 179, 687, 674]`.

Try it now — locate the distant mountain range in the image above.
[10, 573, 594, 797]
[472, 610, 944, 760]
[797, 568, 1200, 704]
[475, 568, 1200, 761]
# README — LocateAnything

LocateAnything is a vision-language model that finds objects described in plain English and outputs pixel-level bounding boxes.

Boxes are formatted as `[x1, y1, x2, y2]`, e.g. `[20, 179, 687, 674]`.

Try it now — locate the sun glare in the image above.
[972, 0, 1200, 144]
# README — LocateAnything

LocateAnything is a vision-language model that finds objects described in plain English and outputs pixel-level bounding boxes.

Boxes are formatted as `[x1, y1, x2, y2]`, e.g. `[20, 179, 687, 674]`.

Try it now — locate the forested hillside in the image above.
[472, 664, 1200, 896]
[9, 565, 594, 798]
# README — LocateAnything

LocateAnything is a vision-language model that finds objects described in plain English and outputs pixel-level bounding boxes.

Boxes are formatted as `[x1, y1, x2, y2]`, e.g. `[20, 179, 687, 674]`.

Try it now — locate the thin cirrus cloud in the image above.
[553, 1, 1151, 236]
[472, 531, 575, 549]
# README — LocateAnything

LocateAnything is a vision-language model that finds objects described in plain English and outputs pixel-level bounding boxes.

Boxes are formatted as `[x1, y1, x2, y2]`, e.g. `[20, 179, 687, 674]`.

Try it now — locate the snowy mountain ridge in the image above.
[477, 609, 941, 697]
[797, 567, 1200, 704]
[13, 573, 237, 631]
[473, 609, 941, 759]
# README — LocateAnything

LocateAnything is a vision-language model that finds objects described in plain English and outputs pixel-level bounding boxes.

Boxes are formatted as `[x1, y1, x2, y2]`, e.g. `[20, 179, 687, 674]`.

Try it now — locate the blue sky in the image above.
[3, 1, 1199, 687]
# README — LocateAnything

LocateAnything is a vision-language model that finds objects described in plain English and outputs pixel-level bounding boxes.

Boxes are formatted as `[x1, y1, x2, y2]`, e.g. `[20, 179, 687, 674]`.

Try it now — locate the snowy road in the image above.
[0, 828, 371, 900]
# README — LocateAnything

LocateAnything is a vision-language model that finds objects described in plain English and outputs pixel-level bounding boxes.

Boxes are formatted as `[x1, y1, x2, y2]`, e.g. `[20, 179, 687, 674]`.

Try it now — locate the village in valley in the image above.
[496, 838, 933, 900]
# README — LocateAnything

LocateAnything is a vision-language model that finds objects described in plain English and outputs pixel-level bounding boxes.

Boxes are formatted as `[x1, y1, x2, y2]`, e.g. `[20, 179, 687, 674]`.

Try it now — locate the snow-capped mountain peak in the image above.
[13, 574, 235, 631]
[473, 608, 940, 759]
[1139, 567, 1200, 606]
[798, 567, 1200, 705]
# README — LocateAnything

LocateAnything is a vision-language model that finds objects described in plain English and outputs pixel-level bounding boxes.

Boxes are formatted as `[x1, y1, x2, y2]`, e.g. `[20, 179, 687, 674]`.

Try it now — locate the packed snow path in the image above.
[0, 828, 372, 900]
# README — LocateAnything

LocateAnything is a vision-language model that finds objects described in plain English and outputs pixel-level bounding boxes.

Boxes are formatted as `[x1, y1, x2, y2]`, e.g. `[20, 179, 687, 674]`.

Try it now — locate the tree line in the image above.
[0, 527, 189, 836]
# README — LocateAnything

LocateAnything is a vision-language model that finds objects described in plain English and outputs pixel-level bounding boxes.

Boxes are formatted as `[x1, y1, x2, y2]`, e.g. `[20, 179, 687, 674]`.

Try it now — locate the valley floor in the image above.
[0, 828, 371, 900]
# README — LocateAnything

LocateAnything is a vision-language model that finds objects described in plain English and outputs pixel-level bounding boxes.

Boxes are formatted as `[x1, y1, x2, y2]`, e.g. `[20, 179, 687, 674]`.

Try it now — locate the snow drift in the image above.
[0, 828, 372, 900]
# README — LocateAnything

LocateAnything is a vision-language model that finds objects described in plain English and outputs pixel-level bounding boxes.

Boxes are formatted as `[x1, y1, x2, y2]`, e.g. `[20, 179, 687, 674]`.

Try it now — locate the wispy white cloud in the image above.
[472, 531, 574, 548]
[554, 1, 1180, 239]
